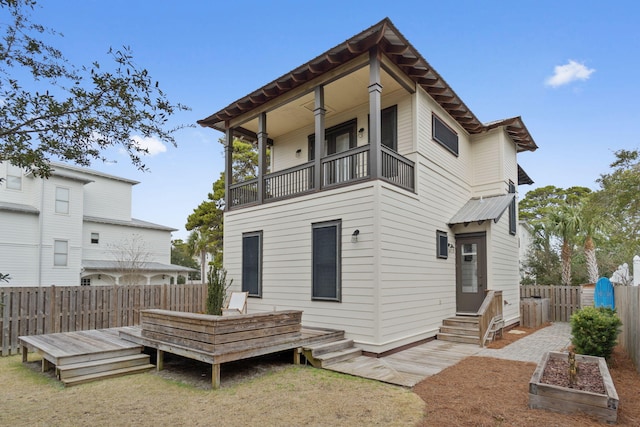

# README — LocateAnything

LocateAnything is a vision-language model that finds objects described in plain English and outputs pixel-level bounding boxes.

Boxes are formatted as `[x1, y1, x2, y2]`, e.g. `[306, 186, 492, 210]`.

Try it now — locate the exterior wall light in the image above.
[351, 229, 360, 243]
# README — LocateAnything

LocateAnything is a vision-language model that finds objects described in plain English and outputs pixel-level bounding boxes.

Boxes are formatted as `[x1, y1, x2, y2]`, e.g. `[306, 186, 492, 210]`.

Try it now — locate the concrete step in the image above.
[62, 364, 155, 387]
[314, 347, 363, 368]
[437, 332, 480, 345]
[306, 339, 355, 357]
[58, 354, 152, 380]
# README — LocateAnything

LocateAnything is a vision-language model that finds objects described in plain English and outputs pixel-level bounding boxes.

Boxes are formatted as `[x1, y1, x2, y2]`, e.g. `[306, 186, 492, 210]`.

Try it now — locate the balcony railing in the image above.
[228, 145, 415, 209]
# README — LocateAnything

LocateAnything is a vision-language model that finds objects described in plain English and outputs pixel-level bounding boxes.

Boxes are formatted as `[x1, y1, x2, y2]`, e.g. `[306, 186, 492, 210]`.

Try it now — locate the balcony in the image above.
[228, 145, 414, 209]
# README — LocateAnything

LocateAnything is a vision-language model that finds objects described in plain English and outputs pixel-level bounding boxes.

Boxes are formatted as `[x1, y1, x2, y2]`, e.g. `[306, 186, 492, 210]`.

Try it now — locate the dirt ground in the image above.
[2, 325, 639, 426]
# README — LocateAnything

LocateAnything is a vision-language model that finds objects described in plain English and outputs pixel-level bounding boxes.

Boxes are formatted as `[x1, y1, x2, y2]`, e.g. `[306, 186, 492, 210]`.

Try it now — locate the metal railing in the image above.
[381, 146, 415, 192]
[265, 162, 315, 201]
[321, 145, 370, 187]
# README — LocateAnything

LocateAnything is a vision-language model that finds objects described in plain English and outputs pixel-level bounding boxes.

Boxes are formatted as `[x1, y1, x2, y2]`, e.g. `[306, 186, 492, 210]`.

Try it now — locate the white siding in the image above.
[0, 211, 39, 285]
[83, 175, 133, 221]
[82, 222, 171, 264]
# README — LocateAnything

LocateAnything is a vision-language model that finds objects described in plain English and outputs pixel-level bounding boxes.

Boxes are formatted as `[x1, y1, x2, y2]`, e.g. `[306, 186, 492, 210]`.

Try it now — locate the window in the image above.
[55, 187, 69, 214]
[433, 114, 459, 156]
[81, 278, 91, 286]
[91, 232, 100, 244]
[54, 240, 68, 266]
[508, 181, 516, 235]
[242, 231, 262, 297]
[308, 119, 357, 161]
[381, 105, 397, 151]
[6, 164, 22, 190]
[312, 220, 341, 301]
[437, 230, 449, 259]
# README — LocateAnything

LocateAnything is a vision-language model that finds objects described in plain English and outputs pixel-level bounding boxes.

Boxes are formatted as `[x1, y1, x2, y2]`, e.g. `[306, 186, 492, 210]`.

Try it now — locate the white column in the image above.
[634, 255, 640, 286]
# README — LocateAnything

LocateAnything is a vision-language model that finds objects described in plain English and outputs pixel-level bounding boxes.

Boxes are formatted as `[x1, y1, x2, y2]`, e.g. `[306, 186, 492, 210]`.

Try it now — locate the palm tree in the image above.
[187, 229, 215, 283]
[546, 205, 582, 286]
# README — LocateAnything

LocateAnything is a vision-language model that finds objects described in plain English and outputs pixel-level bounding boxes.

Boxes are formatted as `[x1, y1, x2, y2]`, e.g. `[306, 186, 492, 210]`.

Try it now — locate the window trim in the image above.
[311, 219, 342, 302]
[436, 230, 449, 259]
[432, 113, 459, 156]
[53, 240, 68, 267]
[55, 186, 70, 214]
[368, 105, 398, 151]
[242, 230, 263, 297]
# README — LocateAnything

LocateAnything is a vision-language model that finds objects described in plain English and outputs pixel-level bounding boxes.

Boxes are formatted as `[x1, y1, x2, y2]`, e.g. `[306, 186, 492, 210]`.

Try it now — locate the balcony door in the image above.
[309, 119, 357, 185]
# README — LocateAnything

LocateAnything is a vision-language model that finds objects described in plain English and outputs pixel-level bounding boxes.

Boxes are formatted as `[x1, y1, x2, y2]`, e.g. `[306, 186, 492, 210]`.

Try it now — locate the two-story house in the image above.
[198, 19, 536, 354]
[0, 161, 195, 286]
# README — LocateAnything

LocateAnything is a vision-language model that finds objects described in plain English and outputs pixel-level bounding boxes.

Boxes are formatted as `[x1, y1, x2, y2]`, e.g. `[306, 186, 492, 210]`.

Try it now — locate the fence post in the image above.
[634, 255, 640, 286]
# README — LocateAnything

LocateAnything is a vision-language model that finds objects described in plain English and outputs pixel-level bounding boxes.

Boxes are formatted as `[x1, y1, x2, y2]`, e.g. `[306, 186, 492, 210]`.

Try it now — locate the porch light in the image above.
[295, 149, 302, 158]
[351, 229, 360, 243]
[358, 128, 365, 138]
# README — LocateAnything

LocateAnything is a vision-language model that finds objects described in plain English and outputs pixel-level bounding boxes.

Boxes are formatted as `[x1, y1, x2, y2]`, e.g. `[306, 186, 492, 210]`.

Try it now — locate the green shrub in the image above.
[570, 306, 622, 359]
[205, 265, 232, 315]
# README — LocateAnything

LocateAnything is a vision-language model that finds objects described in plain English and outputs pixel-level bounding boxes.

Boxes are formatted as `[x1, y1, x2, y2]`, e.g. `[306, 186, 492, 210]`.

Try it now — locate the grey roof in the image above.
[448, 194, 514, 226]
[518, 165, 534, 185]
[82, 260, 197, 273]
[84, 216, 177, 232]
[50, 162, 139, 185]
[0, 201, 39, 214]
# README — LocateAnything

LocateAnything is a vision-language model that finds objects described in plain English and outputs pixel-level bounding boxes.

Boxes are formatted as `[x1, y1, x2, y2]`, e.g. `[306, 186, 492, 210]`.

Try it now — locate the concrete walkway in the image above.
[325, 322, 572, 387]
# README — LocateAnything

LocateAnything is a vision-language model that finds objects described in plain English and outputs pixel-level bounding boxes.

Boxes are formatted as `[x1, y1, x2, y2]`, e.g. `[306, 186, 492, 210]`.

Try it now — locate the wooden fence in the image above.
[0, 283, 207, 356]
[520, 285, 582, 322]
[614, 285, 640, 372]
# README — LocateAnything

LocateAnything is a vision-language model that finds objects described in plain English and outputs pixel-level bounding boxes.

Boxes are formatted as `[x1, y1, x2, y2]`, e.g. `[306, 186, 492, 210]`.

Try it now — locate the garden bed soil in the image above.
[540, 357, 605, 394]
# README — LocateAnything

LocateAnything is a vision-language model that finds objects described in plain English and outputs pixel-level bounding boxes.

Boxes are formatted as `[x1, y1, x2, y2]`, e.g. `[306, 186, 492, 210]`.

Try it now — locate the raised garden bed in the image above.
[529, 351, 619, 423]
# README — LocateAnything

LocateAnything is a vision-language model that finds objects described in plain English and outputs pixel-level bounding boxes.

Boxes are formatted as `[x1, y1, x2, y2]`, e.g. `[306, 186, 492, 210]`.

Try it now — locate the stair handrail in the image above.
[476, 290, 503, 347]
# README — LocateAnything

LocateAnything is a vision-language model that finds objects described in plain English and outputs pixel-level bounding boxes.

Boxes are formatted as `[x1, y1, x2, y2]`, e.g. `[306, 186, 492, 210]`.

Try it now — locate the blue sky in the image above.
[25, 1, 640, 240]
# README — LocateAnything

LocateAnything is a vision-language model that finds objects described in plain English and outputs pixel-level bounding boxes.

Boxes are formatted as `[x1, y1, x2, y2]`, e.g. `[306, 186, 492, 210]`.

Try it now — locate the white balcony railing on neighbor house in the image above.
[227, 145, 415, 209]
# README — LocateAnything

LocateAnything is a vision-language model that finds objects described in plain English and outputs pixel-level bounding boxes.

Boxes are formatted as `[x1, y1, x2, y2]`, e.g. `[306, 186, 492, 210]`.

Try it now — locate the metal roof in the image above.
[0, 201, 39, 214]
[84, 216, 177, 232]
[448, 194, 515, 226]
[82, 260, 197, 273]
[198, 18, 538, 153]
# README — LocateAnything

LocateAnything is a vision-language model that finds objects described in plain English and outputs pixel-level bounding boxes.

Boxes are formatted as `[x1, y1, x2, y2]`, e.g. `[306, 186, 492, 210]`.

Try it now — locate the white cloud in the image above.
[545, 60, 595, 88]
[130, 135, 167, 156]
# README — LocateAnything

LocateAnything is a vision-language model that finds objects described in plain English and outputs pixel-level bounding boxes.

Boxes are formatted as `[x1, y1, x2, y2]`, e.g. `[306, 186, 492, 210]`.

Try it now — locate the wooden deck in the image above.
[325, 340, 482, 387]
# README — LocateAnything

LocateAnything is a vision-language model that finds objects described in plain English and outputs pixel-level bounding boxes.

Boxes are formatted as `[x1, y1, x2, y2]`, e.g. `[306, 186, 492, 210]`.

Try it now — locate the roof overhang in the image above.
[82, 260, 197, 273]
[198, 18, 538, 153]
[518, 164, 534, 185]
[448, 194, 514, 227]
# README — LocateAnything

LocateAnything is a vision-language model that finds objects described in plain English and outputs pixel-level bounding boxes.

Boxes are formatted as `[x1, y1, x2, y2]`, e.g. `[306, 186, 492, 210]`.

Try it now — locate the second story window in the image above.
[6, 164, 22, 190]
[55, 187, 69, 214]
[433, 114, 459, 156]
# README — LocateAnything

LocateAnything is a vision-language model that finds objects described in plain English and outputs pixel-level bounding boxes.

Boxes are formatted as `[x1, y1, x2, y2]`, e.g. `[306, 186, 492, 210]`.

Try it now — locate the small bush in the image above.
[205, 265, 232, 315]
[570, 306, 622, 359]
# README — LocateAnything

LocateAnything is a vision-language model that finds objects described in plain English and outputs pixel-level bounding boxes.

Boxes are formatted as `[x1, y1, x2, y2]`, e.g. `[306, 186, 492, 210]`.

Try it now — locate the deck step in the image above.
[438, 325, 479, 337]
[314, 347, 363, 368]
[306, 339, 354, 357]
[58, 354, 152, 380]
[441, 316, 480, 328]
[436, 332, 480, 345]
[57, 347, 143, 367]
[62, 364, 155, 387]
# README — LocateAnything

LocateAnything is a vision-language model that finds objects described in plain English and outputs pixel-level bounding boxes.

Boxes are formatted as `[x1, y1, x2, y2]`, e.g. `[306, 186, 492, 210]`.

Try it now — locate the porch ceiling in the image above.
[198, 18, 537, 153]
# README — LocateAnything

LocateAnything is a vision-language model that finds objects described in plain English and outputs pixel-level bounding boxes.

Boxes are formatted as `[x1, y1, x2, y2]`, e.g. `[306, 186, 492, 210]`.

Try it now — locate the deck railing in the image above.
[381, 146, 415, 191]
[229, 145, 414, 209]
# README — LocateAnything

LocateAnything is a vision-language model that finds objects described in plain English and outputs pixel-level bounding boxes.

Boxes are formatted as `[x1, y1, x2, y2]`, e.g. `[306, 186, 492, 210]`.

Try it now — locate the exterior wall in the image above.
[0, 211, 39, 284]
[82, 175, 133, 221]
[224, 182, 378, 344]
[271, 88, 410, 172]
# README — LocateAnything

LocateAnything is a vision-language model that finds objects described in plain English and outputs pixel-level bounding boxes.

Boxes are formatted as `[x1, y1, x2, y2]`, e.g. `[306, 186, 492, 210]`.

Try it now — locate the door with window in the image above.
[455, 233, 487, 313]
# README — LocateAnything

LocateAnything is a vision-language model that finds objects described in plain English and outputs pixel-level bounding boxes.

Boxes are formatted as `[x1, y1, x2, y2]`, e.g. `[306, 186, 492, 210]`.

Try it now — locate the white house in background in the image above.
[518, 220, 535, 282]
[198, 18, 537, 354]
[0, 161, 195, 286]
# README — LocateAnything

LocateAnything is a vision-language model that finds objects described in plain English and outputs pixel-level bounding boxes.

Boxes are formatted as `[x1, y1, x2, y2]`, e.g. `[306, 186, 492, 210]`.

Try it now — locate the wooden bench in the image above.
[120, 309, 303, 388]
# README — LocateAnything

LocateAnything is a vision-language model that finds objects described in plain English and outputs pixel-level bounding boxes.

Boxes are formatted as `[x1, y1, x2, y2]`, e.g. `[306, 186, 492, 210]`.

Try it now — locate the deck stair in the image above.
[437, 315, 480, 345]
[302, 335, 362, 368]
[57, 352, 154, 386]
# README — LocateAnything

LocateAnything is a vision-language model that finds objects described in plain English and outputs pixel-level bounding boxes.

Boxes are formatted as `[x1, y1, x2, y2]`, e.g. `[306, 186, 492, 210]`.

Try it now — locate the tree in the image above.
[187, 229, 216, 282]
[108, 234, 151, 285]
[0, 1, 190, 177]
[546, 204, 582, 286]
[186, 137, 264, 269]
[171, 239, 199, 282]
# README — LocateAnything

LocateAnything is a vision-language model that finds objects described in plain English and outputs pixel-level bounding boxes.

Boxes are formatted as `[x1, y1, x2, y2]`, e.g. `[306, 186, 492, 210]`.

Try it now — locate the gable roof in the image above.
[198, 18, 537, 153]
[448, 194, 514, 226]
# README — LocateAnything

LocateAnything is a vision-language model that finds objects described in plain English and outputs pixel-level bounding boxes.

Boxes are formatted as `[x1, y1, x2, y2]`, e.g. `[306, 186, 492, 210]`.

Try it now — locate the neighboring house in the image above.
[198, 18, 537, 354]
[518, 220, 535, 283]
[0, 161, 195, 286]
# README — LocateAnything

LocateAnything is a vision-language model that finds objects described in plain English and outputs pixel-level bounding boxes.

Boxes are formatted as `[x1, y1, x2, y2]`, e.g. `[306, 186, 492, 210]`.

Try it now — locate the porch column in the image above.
[369, 47, 383, 180]
[257, 113, 267, 204]
[314, 85, 326, 190]
[224, 127, 234, 211]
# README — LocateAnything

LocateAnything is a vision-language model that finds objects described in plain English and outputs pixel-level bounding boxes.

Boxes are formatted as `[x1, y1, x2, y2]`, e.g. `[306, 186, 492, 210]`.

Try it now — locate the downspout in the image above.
[37, 177, 45, 286]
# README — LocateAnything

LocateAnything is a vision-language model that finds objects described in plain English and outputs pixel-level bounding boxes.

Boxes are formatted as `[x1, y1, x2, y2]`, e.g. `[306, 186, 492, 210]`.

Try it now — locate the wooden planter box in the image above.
[529, 351, 619, 424]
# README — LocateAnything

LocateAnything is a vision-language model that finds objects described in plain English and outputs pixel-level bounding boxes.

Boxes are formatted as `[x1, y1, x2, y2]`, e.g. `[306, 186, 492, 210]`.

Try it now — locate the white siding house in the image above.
[0, 162, 194, 286]
[198, 19, 537, 353]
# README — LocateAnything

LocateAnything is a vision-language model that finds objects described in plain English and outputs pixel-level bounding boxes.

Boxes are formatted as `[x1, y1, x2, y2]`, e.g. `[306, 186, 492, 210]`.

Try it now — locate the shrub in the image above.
[570, 306, 622, 359]
[205, 265, 232, 315]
